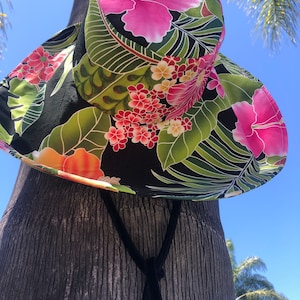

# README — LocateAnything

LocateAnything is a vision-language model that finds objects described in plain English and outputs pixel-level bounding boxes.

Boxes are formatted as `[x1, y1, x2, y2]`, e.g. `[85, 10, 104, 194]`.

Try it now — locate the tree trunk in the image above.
[68, 0, 89, 25]
[0, 164, 234, 299]
[0, 1, 235, 299]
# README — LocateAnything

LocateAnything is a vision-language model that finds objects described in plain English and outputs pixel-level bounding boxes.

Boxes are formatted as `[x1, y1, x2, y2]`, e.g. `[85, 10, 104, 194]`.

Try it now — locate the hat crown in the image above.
[96, 0, 224, 60]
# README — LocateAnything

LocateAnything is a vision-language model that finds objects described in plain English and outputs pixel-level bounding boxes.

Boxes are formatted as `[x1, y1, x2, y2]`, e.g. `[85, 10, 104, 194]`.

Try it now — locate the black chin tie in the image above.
[101, 191, 182, 300]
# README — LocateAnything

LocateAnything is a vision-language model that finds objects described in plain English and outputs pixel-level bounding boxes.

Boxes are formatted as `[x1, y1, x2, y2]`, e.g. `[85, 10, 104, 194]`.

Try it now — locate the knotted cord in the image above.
[101, 191, 182, 300]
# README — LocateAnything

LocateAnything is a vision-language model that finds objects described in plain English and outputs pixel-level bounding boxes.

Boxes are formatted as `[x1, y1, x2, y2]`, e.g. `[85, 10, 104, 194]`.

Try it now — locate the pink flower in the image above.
[24, 71, 41, 85]
[144, 98, 163, 113]
[9, 48, 67, 85]
[105, 126, 128, 152]
[25, 65, 55, 84]
[150, 89, 165, 100]
[27, 46, 53, 72]
[171, 64, 186, 80]
[115, 110, 140, 128]
[143, 112, 161, 124]
[128, 91, 151, 110]
[9, 63, 31, 80]
[232, 86, 288, 158]
[207, 68, 225, 98]
[166, 56, 213, 119]
[128, 83, 149, 95]
[132, 126, 151, 145]
[0, 141, 10, 152]
[99, 0, 201, 43]
[163, 56, 181, 66]
[181, 117, 192, 131]
[112, 140, 127, 152]
[105, 126, 127, 145]
[147, 131, 159, 149]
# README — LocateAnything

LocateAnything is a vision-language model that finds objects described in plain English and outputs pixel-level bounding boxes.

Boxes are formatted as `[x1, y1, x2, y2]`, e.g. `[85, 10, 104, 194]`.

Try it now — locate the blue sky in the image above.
[0, 1, 299, 299]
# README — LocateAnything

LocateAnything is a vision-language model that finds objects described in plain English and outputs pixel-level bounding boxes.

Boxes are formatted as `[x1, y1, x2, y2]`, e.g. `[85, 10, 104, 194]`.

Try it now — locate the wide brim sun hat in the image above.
[0, 0, 288, 201]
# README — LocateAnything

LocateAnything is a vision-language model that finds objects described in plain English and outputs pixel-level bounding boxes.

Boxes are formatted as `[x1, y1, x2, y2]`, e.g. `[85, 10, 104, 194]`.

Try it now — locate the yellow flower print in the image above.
[151, 60, 175, 80]
[154, 79, 176, 93]
[167, 119, 185, 137]
[179, 69, 196, 83]
[156, 120, 170, 130]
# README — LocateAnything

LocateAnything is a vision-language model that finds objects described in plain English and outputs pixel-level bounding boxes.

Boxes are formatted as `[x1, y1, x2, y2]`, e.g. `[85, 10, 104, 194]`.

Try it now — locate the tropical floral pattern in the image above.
[9, 46, 67, 84]
[100, 0, 202, 43]
[232, 86, 288, 158]
[0, 0, 288, 200]
[33, 147, 105, 180]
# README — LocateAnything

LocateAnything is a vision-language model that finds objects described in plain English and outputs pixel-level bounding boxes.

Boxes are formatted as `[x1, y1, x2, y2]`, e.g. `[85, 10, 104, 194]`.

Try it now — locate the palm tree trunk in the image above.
[68, 0, 88, 25]
[0, 1, 235, 299]
[0, 164, 234, 299]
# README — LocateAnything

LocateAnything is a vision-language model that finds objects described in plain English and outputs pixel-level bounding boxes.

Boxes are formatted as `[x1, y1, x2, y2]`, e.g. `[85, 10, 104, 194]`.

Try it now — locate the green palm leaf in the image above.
[43, 24, 80, 53]
[85, 0, 161, 73]
[22, 84, 45, 134]
[7, 78, 40, 136]
[236, 289, 288, 300]
[226, 240, 288, 300]
[152, 121, 277, 200]
[230, 0, 300, 50]
[235, 257, 267, 278]
[0, 0, 12, 60]
[154, 12, 223, 58]
[236, 274, 275, 294]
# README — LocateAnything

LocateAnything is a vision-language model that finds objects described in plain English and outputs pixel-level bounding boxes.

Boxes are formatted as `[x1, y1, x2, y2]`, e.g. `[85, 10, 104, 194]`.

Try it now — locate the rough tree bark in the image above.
[0, 1, 235, 299]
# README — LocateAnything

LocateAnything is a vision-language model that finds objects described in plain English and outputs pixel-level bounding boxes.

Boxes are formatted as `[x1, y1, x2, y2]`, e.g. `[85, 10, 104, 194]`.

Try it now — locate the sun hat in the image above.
[0, 1, 289, 299]
[0, 0, 288, 201]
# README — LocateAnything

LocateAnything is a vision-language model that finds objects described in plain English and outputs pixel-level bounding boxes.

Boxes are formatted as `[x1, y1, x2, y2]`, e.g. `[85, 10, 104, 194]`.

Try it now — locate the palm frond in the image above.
[226, 239, 237, 269]
[227, 240, 288, 299]
[236, 256, 267, 277]
[235, 274, 274, 296]
[0, 1, 12, 33]
[236, 289, 288, 300]
[0, 0, 12, 60]
[229, 0, 300, 50]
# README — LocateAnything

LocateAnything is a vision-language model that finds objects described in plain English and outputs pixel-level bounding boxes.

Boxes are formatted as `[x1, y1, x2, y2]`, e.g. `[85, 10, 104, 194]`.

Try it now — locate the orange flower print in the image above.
[33, 147, 65, 170]
[33, 147, 104, 180]
[64, 148, 104, 180]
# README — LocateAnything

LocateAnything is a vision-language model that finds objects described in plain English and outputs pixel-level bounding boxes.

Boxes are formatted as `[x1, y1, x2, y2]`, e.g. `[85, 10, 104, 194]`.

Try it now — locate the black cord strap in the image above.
[101, 191, 182, 300]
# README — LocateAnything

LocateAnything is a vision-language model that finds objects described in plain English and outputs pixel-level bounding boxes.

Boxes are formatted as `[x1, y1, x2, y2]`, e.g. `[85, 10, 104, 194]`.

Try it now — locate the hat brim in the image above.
[0, 20, 287, 200]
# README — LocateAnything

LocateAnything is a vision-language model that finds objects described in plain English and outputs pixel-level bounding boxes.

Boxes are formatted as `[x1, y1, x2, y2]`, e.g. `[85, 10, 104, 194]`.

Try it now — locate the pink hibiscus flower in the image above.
[99, 0, 202, 43]
[232, 86, 288, 158]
